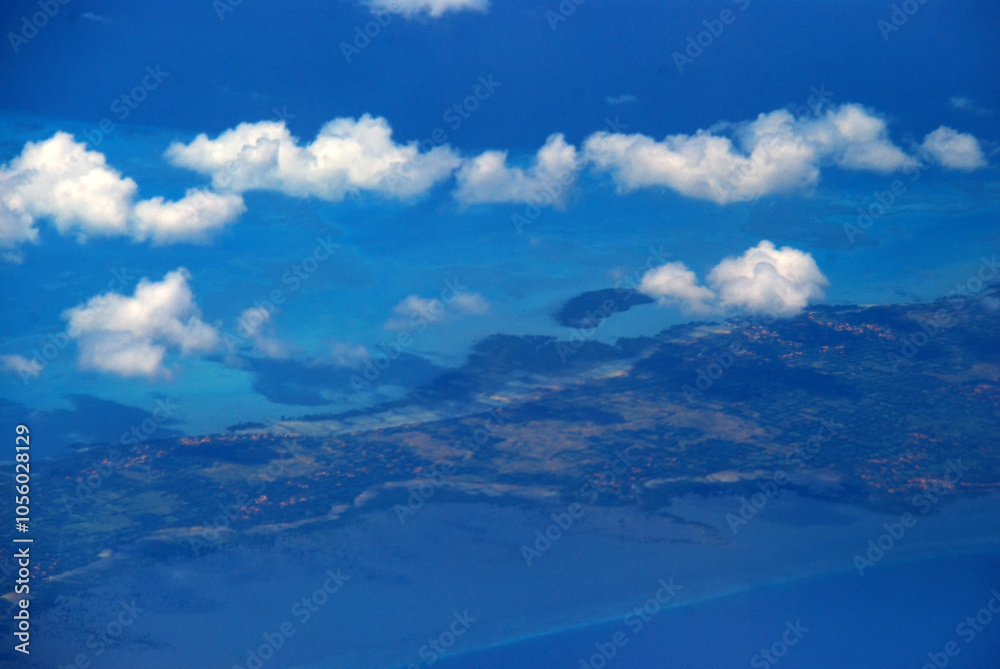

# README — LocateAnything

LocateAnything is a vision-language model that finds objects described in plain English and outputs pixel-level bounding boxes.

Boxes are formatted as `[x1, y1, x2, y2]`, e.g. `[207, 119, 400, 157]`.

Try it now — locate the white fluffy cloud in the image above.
[920, 126, 987, 171]
[638, 262, 715, 313]
[584, 104, 918, 204]
[707, 241, 829, 316]
[1, 132, 137, 239]
[63, 268, 220, 378]
[132, 189, 246, 244]
[0, 133, 245, 258]
[453, 134, 579, 207]
[367, 0, 488, 17]
[0, 173, 37, 261]
[639, 241, 828, 316]
[166, 116, 462, 201]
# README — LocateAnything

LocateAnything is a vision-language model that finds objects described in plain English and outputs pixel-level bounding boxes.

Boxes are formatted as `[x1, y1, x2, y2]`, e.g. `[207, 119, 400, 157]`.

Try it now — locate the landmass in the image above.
[3, 287, 999, 608]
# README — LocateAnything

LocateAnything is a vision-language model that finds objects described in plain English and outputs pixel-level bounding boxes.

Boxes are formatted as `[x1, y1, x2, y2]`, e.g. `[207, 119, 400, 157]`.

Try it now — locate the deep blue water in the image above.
[429, 552, 1000, 669]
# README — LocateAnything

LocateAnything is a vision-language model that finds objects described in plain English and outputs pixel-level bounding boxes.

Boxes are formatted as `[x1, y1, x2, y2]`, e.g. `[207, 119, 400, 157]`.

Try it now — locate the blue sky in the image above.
[0, 0, 997, 449]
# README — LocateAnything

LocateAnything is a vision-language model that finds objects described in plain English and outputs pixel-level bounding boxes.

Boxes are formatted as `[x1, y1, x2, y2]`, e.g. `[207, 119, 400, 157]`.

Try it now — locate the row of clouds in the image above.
[169, 104, 987, 208]
[1, 104, 987, 260]
[7, 268, 492, 379]
[0, 132, 244, 261]
[6, 238, 827, 380]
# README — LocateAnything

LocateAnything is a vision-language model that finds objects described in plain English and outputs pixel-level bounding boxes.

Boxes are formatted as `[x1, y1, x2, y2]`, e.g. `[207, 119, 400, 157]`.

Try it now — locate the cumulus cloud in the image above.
[63, 268, 220, 378]
[1, 132, 137, 239]
[367, 0, 488, 17]
[0, 173, 37, 262]
[638, 262, 715, 313]
[453, 134, 579, 206]
[166, 116, 462, 201]
[132, 189, 246, 244]
[706, 241, 829, 316]
[0, 133, 245, 258]
[639, 241, 828, 316]
[0, 354, 42, 379]
[236, 307, 291, 359]
[920, 126, 987, 171]
[584, 104, 918, 204]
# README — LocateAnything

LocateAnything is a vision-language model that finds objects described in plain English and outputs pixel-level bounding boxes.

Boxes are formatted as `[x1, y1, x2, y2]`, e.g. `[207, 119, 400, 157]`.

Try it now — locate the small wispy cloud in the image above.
[80, 12, 111, 24]
[606, 94, 638, 105]
[949, 96, 992, 116]
[0, 354, 42, 379]
[367, 0, 488, 18]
